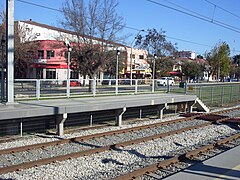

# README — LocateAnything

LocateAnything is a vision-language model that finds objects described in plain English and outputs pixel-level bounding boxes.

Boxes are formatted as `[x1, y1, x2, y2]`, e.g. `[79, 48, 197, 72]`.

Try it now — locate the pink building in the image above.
[17, 20, 150, 80]
[29, 40, 70, 80]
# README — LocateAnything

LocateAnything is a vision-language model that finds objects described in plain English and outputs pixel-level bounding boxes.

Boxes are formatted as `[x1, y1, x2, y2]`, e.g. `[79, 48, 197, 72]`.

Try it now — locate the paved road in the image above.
[165, 145, 240, 180]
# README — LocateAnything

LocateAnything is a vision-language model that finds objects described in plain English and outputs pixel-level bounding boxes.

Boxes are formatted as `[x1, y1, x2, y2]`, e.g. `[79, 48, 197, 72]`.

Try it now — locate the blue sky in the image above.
[2, 0, 240, 56]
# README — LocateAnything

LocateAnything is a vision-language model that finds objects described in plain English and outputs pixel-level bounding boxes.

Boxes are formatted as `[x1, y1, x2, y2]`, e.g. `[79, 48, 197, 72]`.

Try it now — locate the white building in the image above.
[177, 50, 196, 60]
[17, 20, 150, 81]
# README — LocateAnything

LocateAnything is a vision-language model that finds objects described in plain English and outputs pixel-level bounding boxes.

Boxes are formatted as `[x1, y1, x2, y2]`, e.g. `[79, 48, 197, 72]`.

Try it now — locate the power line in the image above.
[14, 0, 240, 53]
[147, 0, 240, 34]
[166, 36, 212, 48]
[204, 0, 240, 20]
[158, 0, 239, 36]
[16, 0, 63, 12]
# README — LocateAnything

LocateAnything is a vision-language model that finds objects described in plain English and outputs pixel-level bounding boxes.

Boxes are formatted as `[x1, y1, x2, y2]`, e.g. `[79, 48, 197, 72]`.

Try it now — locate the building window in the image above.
[130, 54, 135, 59]
[139, 55, 144, 59]
[27, 51, 34, 58]
[71, 71, 78, 79]
[47, 50, 55, 59]
[38, 50, 44, 59]
[46, 69, 56, 79]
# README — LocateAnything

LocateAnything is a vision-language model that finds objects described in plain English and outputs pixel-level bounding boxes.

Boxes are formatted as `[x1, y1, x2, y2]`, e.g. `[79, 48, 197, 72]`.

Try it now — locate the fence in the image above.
[1, 79, 240, 107]
[12, 78, 167, 100]
[170, 82, 240, 107]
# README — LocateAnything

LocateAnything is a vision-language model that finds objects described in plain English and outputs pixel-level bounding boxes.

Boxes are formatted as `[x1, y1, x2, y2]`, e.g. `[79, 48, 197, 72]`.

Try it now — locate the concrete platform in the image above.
[0, 93, 202, 120]
[164, 145, 240, 180]
[0, 93, 208, 135]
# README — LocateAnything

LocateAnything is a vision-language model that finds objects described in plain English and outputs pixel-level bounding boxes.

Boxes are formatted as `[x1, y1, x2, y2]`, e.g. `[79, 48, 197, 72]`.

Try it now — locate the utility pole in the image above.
[1, 35, 5, 102]
[6, 0, 15, 104]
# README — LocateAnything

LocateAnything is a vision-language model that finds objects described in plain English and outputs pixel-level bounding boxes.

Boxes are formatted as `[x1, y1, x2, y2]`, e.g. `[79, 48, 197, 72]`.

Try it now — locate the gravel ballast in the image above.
[1, 124, 239, 180]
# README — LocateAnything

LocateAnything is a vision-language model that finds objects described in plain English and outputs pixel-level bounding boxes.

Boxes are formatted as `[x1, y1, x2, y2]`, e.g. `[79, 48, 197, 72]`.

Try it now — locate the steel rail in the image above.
[113, 133, 240, 180]
[2, 105, 237, 155]
[0, 116, 197, 155]
[0, 107, 238, 145]
[0, 115, 232, 175]
[0, 107, 238, 174]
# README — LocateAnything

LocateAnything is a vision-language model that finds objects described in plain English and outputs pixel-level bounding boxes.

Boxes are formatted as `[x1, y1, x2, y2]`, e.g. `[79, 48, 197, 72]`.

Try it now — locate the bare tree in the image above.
[1, 11, 39, 78]
[60, 0, 125, 91]
[14, 23, 39, 78]
[0, 10, 6, 66]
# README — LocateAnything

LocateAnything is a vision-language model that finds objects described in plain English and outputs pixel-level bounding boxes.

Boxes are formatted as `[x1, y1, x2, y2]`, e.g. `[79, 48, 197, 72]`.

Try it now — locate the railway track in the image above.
[0, 107, 240, 178]
[114, 133, 240, 180]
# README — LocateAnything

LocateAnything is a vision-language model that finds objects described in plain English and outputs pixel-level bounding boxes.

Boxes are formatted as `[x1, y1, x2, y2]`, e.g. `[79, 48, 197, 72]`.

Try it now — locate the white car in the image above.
[157, 77, 175, 86]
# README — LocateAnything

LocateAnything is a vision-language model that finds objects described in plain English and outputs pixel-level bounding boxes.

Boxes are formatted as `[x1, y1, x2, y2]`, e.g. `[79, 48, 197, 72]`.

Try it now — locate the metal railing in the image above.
[5, 79, 240, 107]
[13, 78, 170, 100]
[170, 82, 240, 107]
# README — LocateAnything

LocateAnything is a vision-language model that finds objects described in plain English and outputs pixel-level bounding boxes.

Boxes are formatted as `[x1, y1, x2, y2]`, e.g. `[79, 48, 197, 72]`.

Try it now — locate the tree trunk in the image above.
[88, 73, 96, 93]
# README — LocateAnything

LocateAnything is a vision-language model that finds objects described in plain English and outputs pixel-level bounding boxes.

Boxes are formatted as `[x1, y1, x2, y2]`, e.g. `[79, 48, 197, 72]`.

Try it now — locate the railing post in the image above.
[167, 79, 170, 93]
[90, 114, 93, 126]
[152, 79, 155, 93]
[211, 86, 214, 104]
[20, 120, 23, 137]
[221, 86, 224, 106]
[139, 108, 142, 119]
[36, 79, 40, 100]
[93, 78, 96, 97]
[199, 86, 202, 99]
[135, 79, 138, 94]
[66, 79, 70, 98]
[115, 78, 118, 95]
[184, 81, 187, 95]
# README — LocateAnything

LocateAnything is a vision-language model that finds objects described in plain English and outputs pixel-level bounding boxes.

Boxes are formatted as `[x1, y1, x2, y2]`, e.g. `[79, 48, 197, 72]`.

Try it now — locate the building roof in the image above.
[19, 20, 128, 48]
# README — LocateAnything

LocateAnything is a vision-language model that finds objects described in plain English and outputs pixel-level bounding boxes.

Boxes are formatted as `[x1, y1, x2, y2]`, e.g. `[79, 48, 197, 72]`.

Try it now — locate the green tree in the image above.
[135, 28, 177, 57]
[228, 63, 237, 79]
[104, 50, 126, 78]
[206, 42, 231, 82]
[219, 43, 231, 80]
[135, 28, 177, 79]
[233, 54, 240, 65]
[60, 0, 125, 91]
[156, 57, 174, 78]
[235, 66, 240, 80]
[181, 61, 201, 81]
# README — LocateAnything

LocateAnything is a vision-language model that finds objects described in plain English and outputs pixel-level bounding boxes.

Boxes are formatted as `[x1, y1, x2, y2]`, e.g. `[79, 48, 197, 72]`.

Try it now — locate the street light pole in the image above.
[130, 29, 144, 86]
[65, 44, 72, 98]
[115, 50, 120, 95]
[130, 47, 133, 86]
[152, 54, 157, 93]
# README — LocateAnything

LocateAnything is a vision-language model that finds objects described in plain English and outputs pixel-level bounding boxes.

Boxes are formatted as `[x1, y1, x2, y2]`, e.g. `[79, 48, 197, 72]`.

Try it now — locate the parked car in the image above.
[102, 79, 116, 85]
[62, 80, 81, 87]
[157, 77, 175, 86]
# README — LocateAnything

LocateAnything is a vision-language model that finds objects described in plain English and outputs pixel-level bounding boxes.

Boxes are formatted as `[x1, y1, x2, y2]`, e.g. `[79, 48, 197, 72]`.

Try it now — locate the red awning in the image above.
[31, 63, 68, 69]
[168, 71, 181, 75]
